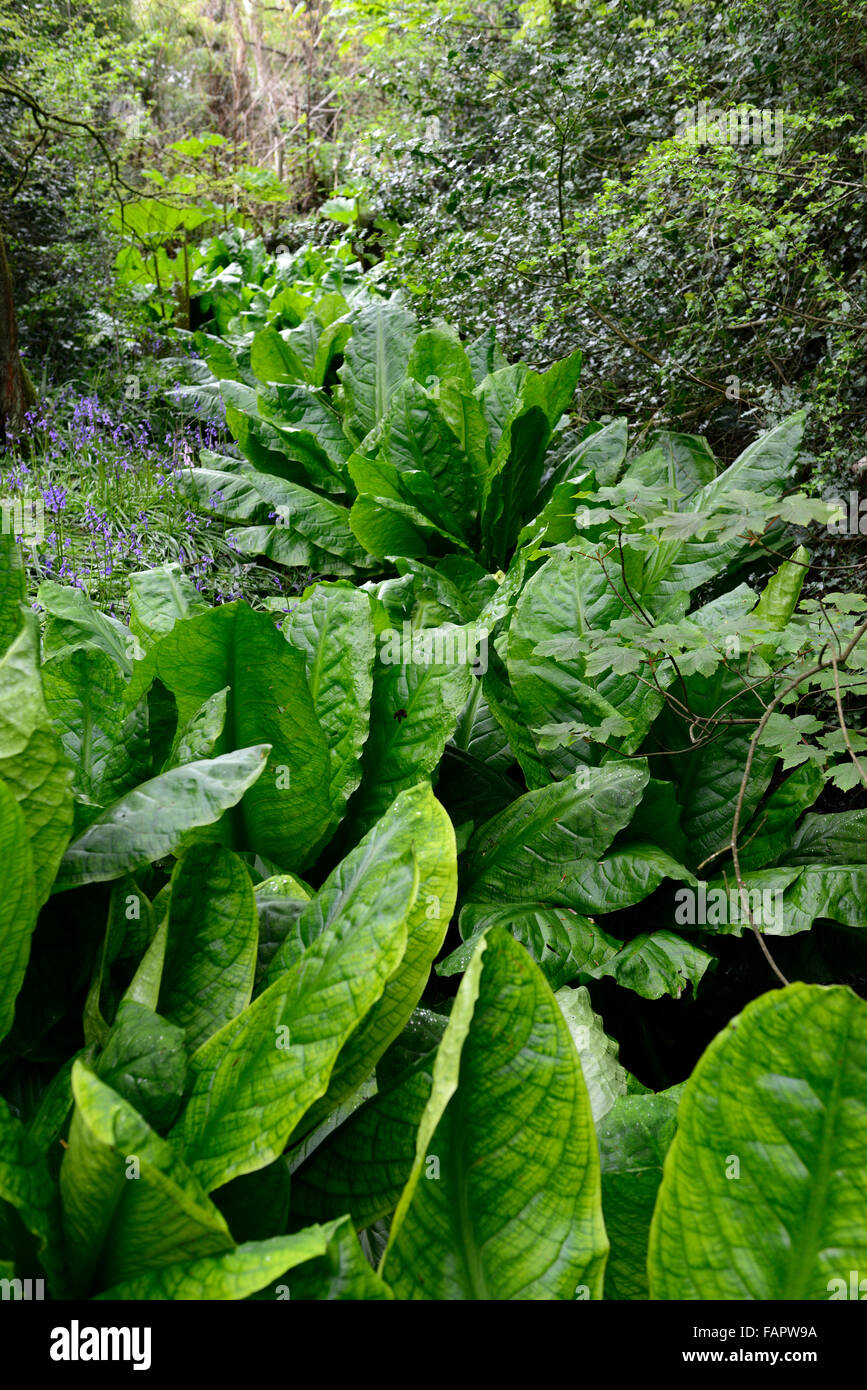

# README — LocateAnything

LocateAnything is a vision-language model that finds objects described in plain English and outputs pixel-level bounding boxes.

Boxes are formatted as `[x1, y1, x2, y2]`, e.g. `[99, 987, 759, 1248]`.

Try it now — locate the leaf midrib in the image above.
[780, 1001, 851, 1298]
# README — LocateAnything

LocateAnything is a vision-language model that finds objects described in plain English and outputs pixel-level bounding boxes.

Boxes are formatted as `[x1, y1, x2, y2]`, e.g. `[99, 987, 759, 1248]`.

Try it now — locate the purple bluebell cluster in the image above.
[0, 385, 233, 601]
[2, 380, 308, 613]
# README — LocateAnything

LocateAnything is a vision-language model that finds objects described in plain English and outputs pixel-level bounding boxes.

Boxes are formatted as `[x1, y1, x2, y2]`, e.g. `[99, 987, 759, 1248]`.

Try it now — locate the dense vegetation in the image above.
[0, 0, 865, 1306]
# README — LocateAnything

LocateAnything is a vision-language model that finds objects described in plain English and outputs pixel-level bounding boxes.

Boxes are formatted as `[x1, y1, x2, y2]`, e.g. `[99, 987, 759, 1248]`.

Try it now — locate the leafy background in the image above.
[0, 0, 865, 1303]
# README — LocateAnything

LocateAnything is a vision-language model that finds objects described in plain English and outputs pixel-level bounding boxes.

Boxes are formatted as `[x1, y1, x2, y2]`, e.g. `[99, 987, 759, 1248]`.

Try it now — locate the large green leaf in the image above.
[0, 780, 36, 1044]
[381, 928, 608, 1299]
[95, 1000, 188, 1132]
[737, 762, 824, 872]
[466, 325, 507, 384]
[533, 418, 628, 516]
[559, 844, 696, 914]
[39, 581, 141, 673]
[338, 299, 418, 441]
[347, 638, 475, 836]
[481, 350, 582, 566]
[254, 873, 311, 991]
[0, 532, 25, 657]
[176, 845, 418, 1191]
[221, 381, 316, 481]
[407, 324, 475, 395]
[585, 929, 716, 1000]
[0, 613, 74, 905]
[53, 745, 270, 889]
[158, 845, 258, 1052]
[141, 603, 333, 869]
[375, 377, 481, 530]
[780, 807, 867, 866]
[769, 865, 867, 935]
[285, 1215, 394, 1300]
[461, 763, 648, 906]
[95, 1227, 342, 1300]
[164, 687, 228, 771]
[60, 1062, 233, 1296]
[0, 1094, 65, 1293]
[42, 648, 128, 811]
[250, 324, 309, 385]
[654, 662, 777, 869]
[438, 903, 620, 991]
[284, 583, 374, 837]
[286, 783, 456, 1141]
[256, 385, 352, 487]
[648, 983, 867, 1299]
[597, 1090, 680, 1300]
[648, 430, 717, 500]
[554, 985, 629, 1123]
[291, 1055, 434, 1230]
[637, 413, 805, 601]
[129, 565, 209, 644]
[187, 461, 370, 574]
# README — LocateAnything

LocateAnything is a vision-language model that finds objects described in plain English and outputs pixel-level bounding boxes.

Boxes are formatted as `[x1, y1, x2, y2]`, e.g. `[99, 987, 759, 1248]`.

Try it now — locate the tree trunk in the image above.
[0, 226, 35, 446]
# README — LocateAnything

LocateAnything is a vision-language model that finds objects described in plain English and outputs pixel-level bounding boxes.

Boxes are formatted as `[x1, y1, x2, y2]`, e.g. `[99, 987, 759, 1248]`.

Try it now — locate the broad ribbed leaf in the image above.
[534, 418, 628, 514]
[508, 547, 668, 769]
[655, 662, 777, 869]
[561, 844, 696, 914]
[61, 1062, 233, 1297]
[585, 930, 715, 1000]
[176, 848, 418, 1191]
[143, 603, 332, 868]
[348, 642, 474, 836]
[129, 565, 208, 644]
[461, 763, 648, 905]
[254, 873, 310, 991]
[39, 581, 140, 672]
[287, 783, 457, 1141]
[95, 1000, 188, 1132]
[598, 1091, 680, 1300]
[187, 463, 369, 572]
[722, 865, 867, 936]
[250, 324, 309, 384]
[0, 532, 25, 656]
[737, 762, 824, 871]
[408, 325, 475, 394]
[291, 1056, 434, 1230]
[164, 687, 228, 770]
[286, 1215, 394, 1300]
[555, 985, 629, 1123]
[284, 583, 374, 836]
[0, 780, 36, 1044]
[481, 350, 582, 566]
[42, 648, 127, 807]
[648, 983, 867, 1299]
[256, 385, 352, 485]
[466, 325, 507, 383]
[0, 1094, 65, 1293]
[159, 845, 258, 1051]
[0, 613, 74, 905]
[54, 745, 270, 889]
[376, 377, 481, 529]
[348, 492, 434, 560]
[781, 807, 867, 865]
[381, 928, 608, 1300]
[95, 1227, 340, 1300]
[650, 430, 716, 500]
[438, 903, 620, 991]
[339, 299, 417, 440]
[638, 413, 805, 600]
